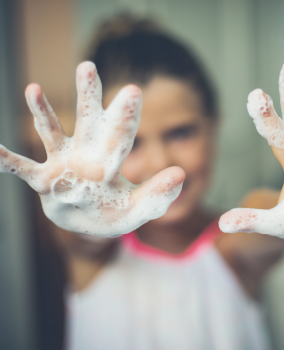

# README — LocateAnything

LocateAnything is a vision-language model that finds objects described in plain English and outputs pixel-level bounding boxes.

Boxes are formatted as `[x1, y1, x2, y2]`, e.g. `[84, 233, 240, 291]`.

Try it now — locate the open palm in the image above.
[0, 62, 185, 237]
[220, 64, 284, 237]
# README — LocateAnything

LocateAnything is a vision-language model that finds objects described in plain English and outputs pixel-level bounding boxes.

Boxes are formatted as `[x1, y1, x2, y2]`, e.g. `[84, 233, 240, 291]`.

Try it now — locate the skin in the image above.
[13, 66, 284, 296]
[68, 76, 284, 297]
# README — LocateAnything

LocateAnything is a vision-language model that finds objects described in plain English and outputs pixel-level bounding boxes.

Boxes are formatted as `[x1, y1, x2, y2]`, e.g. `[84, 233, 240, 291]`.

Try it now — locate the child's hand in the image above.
[0, 62, 185, 237]
[219, 65, 284, 237]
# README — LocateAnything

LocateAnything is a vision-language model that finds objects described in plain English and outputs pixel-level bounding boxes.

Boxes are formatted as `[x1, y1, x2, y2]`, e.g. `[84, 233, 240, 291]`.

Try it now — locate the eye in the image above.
[164, 125, 198, 142]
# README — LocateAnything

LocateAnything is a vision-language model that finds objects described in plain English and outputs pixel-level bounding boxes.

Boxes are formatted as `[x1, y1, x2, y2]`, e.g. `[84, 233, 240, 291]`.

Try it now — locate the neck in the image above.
[136, 207, 215, 254]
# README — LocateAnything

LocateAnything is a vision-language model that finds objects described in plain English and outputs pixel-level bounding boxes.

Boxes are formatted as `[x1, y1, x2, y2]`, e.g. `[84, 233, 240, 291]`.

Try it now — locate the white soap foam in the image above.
[247, 68, 284, 150]
[0, 62, 183, 237]
[42, 174, 182, 237]
[219, 199, 284, 238]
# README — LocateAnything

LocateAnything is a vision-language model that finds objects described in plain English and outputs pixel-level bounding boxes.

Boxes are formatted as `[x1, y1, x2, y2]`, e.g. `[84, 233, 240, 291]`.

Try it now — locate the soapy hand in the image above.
[0, 62, 185, 237]
[219, 64, 284, 238]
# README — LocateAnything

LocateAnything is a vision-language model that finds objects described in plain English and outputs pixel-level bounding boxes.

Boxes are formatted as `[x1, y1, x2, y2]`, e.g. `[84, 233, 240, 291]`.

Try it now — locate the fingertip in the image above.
[76, 61, 100, 97]
[247, 88, 275, 120]
[219, 211, 234, 233]
[109, 84, 143, 118]
[25, 83, 43, 102]
[76, 61, 97, 80]
[170, 166, 186, 185]
[247, 89, 270, 105]
[123, 84, 141, 96]
[118, 85, 142, 104]
[219, 208, 258, 233]
[248, 88, 262, 102]
[156, 166, 185, 194]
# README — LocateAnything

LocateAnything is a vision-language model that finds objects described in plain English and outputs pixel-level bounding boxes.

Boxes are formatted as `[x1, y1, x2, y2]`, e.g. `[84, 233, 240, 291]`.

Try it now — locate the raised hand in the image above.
[0, 62, 185, 237]
[219, 64, 284, 238]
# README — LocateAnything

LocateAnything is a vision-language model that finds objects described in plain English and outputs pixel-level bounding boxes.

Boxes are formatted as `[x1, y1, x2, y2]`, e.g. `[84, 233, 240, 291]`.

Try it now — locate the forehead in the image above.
[139, 77, 203, 134]
[103, 77, 204, 135]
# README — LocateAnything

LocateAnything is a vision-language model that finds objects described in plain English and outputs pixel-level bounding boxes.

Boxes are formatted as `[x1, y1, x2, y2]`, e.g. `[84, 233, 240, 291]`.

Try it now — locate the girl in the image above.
[1, 14, 284, 350]
[64, 15, 284, 350]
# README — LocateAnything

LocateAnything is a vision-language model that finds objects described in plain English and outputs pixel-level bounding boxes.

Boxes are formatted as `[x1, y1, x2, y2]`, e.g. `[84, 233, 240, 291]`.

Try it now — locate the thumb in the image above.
[129, 166, 185, 223]
[131, 166, 185, 203]
[219, 204, 284, 237]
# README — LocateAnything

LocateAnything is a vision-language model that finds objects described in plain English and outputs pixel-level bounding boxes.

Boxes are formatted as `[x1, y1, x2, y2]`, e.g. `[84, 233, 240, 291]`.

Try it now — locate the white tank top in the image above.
[66, 221, 272, 350]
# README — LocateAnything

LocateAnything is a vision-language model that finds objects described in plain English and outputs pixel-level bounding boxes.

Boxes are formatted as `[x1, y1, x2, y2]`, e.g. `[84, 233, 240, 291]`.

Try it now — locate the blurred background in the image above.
[1, 0, 284, 349]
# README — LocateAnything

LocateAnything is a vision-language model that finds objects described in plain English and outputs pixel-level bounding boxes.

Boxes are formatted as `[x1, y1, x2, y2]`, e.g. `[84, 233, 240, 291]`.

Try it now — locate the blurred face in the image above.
[104, 77, 217, 225]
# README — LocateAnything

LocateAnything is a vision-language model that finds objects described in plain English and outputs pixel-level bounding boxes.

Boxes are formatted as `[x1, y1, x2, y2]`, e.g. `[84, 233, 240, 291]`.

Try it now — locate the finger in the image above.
[76, 61, 102, 116]
[247, 86, 284, 169]
[0, 144, 46, 192]
[247, 89, 284, 150]
[102, 167, 184, 234]
[219, 205, 284, 237]
[74, 61, 103, 145]
[102, 85, 142, 177]
[131, 166, 185, 210]
[279, 64, 284, 117]
[25, 83, 66, 155]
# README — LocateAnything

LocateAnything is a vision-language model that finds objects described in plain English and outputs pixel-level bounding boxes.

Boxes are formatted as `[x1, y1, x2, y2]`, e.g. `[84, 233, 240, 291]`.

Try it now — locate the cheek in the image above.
[122, 153, 144, 184]
[173, 137, 214, 176]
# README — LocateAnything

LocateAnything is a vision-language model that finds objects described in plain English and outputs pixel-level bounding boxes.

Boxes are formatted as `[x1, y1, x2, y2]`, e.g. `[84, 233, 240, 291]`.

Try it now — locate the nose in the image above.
[144, 140, 172, 177]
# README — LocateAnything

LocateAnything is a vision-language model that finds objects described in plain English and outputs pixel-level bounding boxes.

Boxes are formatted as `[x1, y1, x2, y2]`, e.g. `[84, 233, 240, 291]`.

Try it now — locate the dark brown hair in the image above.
[88, 13, 218, 118]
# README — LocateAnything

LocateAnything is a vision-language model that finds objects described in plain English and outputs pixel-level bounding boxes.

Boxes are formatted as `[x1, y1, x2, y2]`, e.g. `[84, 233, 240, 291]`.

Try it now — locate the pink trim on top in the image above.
[122, 219, 222, 262]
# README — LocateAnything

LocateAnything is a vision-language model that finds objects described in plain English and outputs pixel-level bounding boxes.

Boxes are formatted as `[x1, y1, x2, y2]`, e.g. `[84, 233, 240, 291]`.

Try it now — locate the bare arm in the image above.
[217, 189, 284, 298]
